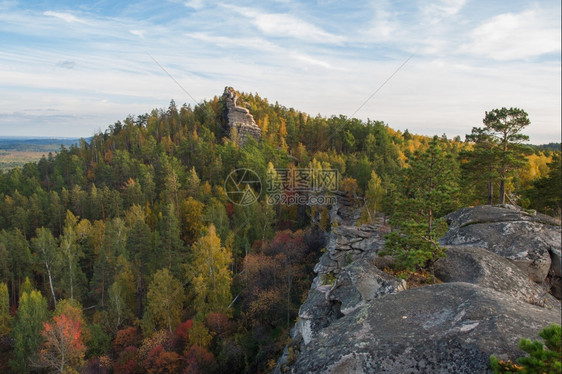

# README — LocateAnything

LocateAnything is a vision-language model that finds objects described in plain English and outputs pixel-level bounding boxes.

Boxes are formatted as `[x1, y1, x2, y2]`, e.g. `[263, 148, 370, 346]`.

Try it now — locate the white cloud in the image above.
[224, 5, 345, 44]
[184, 0, 205, 9]
[129, 29, 145, 38]
[291, 52, 338, 70]
[43, 10, 86, 24]
[423, 0, 467, 19]
[0, 1, 559, 143]
[461, 8, 561, 60]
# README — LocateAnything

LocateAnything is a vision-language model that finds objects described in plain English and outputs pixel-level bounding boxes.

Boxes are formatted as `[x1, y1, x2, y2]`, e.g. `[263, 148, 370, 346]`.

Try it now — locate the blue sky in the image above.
[0, 0, 560, 143]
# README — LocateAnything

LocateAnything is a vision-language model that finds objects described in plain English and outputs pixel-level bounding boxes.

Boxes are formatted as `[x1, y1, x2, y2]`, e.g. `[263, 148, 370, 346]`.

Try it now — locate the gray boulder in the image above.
[298, 222, 400, 345]
[435, 246, 558, 308]
[327, 256, 406, 315]
[281, 283, 561, 374]
[440, 205, 561, 284]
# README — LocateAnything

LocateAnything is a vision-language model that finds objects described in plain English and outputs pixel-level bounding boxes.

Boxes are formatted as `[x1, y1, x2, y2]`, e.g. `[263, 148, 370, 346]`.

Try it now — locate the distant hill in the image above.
[0, 137, 85, 170]
[527, 142, 561, 152]
[0, 137, 83, 152]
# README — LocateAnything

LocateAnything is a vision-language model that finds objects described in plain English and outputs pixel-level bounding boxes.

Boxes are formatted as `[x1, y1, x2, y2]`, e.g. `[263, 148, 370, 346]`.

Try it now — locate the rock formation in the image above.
[440, 204, 561, 298]
[222, 87, 261, 145]
[275, 205, 561, 373]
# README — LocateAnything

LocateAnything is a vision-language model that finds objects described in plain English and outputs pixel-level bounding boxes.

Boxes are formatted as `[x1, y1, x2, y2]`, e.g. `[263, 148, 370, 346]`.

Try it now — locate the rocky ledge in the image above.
[275, 205, 561, 373]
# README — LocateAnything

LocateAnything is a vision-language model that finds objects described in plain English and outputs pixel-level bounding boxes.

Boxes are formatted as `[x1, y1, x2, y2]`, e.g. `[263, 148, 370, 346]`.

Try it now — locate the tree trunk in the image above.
[69, 259, 73, 300]
[427, 208, 433, 236]
[487, 181, 493, 205]
[45, 261, 57, 307]
[137, 271, 143, 319]
[499, 180, 505, 205]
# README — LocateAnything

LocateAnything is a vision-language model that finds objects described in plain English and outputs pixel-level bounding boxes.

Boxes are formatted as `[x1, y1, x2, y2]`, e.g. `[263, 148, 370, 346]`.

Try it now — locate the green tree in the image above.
[126, 219, 153, 318]
[384, 136, 459, 271]
[363, 170, 385, 223]
[157, 203, 184, 273]
[0, 228, 32, 305]
[180, 197, 205, 245]
[11, 290, 49, 373]
[58, 211, 85, 301]
[527, 153, 561, 216]
[0, 282, 11, 337]
[188, 224, 233, 316]
[467, 108, 531, 204]
[31, 227, 59, 307]
[463, 127, 500, 205]
[142, 268, 184, 333]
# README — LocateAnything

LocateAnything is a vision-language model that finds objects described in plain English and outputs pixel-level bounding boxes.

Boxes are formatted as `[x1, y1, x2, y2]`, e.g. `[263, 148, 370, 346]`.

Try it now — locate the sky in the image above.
[0, 0, 560, 144]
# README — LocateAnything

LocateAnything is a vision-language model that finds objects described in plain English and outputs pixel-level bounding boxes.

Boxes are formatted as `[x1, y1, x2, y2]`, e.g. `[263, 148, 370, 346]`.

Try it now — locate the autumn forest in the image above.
[0, 90, 560, 373]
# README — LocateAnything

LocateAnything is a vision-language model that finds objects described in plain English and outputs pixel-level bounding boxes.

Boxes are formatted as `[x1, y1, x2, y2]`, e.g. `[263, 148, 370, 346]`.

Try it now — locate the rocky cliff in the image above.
[275, 205, 561, 374]
[223, 87, 261, 145]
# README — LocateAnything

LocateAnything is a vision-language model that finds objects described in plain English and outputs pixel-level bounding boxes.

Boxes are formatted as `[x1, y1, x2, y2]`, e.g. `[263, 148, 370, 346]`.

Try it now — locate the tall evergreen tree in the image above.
[126, 219, 153, 318]
[0, 282, 11, 337]
[465, 107, 531, 204]
[384, 136, 459, 271]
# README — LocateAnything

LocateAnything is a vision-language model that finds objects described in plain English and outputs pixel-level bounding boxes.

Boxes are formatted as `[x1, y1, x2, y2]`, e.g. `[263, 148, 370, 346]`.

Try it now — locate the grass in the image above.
[0, 151, 47, 171]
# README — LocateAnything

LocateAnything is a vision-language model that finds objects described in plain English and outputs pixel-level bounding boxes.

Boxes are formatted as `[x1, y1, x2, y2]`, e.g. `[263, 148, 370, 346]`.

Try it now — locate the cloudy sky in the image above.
[0, 0, 560, 143]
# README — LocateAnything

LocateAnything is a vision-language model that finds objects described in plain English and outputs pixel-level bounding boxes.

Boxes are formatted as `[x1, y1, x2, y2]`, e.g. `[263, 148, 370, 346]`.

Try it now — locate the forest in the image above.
[0, 90, 560, 373]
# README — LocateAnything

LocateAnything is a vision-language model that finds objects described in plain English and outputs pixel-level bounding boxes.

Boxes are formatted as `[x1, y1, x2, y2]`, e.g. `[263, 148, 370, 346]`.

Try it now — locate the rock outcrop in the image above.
[276, 205, 561, 374]
[280, 283, 560, 374]
[434, 246, 559, 308]
[440, 205, 561, 298]
[223, 87, 261, 145]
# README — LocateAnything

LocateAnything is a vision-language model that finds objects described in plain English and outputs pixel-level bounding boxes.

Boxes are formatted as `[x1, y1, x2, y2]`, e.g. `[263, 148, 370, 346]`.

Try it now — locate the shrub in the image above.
[490, 323, 561, 373]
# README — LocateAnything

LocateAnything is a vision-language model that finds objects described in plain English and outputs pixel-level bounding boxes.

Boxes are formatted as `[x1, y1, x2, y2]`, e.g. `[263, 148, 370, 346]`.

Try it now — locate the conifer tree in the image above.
[0, 282, 11, 337]
[384, 136, 459, 271]
[465, 107, 531, 204]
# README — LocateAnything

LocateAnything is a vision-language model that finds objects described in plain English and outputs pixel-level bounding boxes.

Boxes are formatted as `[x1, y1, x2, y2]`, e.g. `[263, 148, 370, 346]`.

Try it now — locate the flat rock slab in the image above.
[285, 283, 561, 374]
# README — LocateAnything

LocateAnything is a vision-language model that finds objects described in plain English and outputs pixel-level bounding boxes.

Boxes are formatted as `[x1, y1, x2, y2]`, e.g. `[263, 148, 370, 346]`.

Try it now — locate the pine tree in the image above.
[465, 107, 532, 204]
[157, 203, 184, 273]
[126, 219, 153, 319]
[0, 282, 11, 337]
[384, 136, 459, 271]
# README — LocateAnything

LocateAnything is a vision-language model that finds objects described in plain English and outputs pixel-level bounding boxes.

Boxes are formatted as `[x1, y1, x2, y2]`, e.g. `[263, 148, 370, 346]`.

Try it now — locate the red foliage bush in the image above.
[144, 344, 181, 374]
[183, 345, 217, 374]
[205, 313, 233, 338]
[113, 327, 140, 355]
[174, 319, 193, 349]
[113, 346, 138, 374]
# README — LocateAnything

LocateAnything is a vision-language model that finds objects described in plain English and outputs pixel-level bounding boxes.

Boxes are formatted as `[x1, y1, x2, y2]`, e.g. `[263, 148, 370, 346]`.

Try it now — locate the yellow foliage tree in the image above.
[188, 225, 232, 317]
